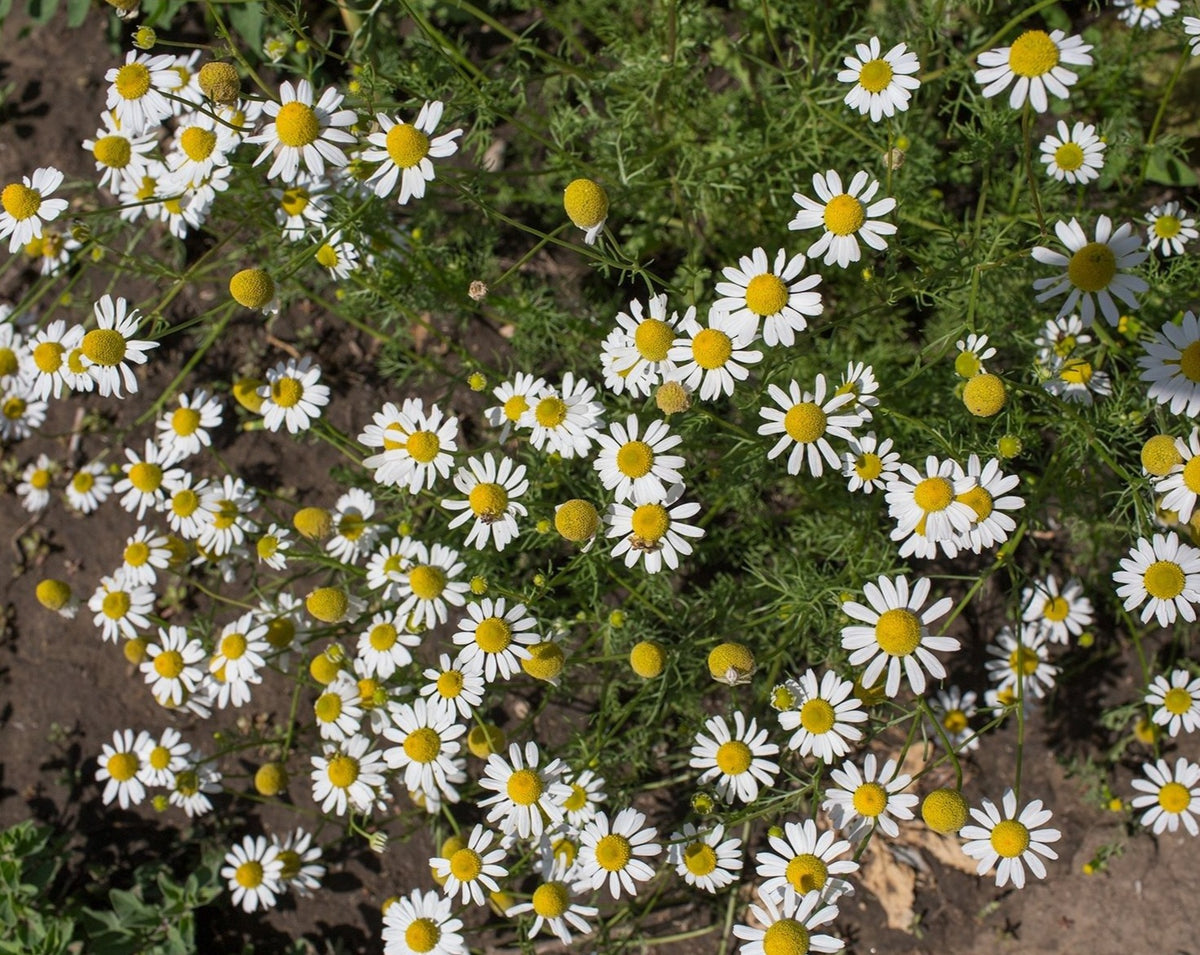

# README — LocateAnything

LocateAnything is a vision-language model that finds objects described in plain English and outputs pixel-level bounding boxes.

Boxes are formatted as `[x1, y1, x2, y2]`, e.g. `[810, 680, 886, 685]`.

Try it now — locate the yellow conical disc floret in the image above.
[554, 499, 600, 542]
[921, 788, 970, 833]
[231, 377, 265, 412]
[467, 723, 506, 758]
[707, 642, 754, 683]
[198, 62, 240, 103]
[656, 380, 691, 415]
[36, 578, 72, 611]
[630, 640, 667, 678]
[308, 648, 342, 685]
[563, 178, 608, 230]
[1142, 434, 1181, 477]
[306, 587, 349, 623]
[254, 762, 289, 796]
[963, 373, 1007, 417]
[293, 506, 332, 540]
[521, 641, 565, 682]
[229, 269, 275, 309]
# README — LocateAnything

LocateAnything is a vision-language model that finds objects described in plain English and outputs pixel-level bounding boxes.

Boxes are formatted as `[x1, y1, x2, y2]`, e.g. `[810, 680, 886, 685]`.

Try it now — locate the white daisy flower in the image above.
[381, 889, 466, 955]
[755, 818, 857, 902]
[313, 673, 365, 741]
[559, 768, 606, 828]
[954, 454, 1023, 554]
[249, 79, 358, 183]
[116, 161, 168, 224]
[89, 573, 154, 643]
[259, 357, 330, 434]
[255, 522, 293, 571]
[168, 761, 221, 817]
[984, 624, 1058, 701]
[95, 728, 152, 809]
[689, 711, 780, 804]
[732, 887, 844, 954]
[118, 525, 171, 587]
[326, 487, 380, 564]
[272, 174, 332, 241]
[713, 247, 823, 347]
[1145, 669, 1200, 737]
[885, 455, 975, 551]
[114, 440, 183, 520]
[161, 472, 217, 540]
[604, 482, 705, 573]
[443, 452, 529, 551]
[0, 383, 46, 442]
[362, 101, 463, 204]
[141, 625, 205, 707]
[757, 375, 863, 477]
[272, 828, 326, 896]
[221, 834, 284, 913]
[430, 823, 508, 906]
[1021, 574, 1092, 645]
[197, 474, 258, 557]
[478, 740, 570, 840]
[667, 307, 762, 402]
[600, 295, 684, 397]
[837, 36, 921, 121]
[419, 652, 485, 719]
[26, 319, 83, 401]
[524, 372, 605, 458]
[788, 168, 897, 269]
[451, 597, 539, 682]
[355, 611, 420, 679]
[1043, 355, 1112, 405]
[391, 539, 468, 629]
[836, 360, 881, 420]
[1145, 200, 1197, 257]
[24, 226, 79, 277]
[104, 51, 180, 133]
[960, 788, 1061, 888]
[823, 752, 918, 841]
[155, 388, 223, 463]
[973, 29, 1093, 112]
[17, 454, 54, 512]
[0, 319, 27, 386]
[1031, 216, 1148, 327]
[484, 372, 546, 439]
[778, 668, 867, 761]
[163, 109, 238, 191]
[1034, 313, 1090, 365]
[1155, 428, 1200, 522]
[840, 574, 959, 698]
[1039, 120, 1105, 184]
[383, 697, 467, 804]
[1131, 757, 1200, 836]
[360, 399, 459, 493]
[504, 855, 598, 945]
[209, 612, 270, 686]
[314, 229, 360, 279]
[136, 726, 191, 787]
[1115, 0, 1179, 29]
[575, 807, 662, 899]
[954, 334, 996, 380]
[1113, 531, 1200, 627]
[592, 414, 685, 504]
[1139, 311, 1200, 417]
[928, 685, 980, 753]
[83, 112, 158, 193]
[668, 822, 742, 892]
[310, 734, 387, 816]
[842, 432, 901, 494]
[79, 294, 159, 398]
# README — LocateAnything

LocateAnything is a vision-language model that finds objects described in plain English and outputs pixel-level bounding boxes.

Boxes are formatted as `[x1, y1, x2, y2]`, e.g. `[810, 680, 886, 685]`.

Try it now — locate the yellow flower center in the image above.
[1008, 30, 1060, 78]
[1144, 560, 1185, 600]
[1053, 142, 1084, 172]
[563, 178, 609, 229]
[314, 692, 342, 724]
[855, 452, 883, 481]
[502, 394, 528, 421]
[1176, 341, 1200, 383]
[163, 197, 185, 216]
[368, 623, 397, 651]
[114, 62, 152, 99]
[274, 101, 320, 147]
[563, 783, 588, 813]
[82, 328, 127, 366]
[92, 136, 132, 170]
[956, 486, 993, 521]
[1042, 596, 1070, 622]
[715, 740, 753, 775]
[858, 58, 894, 93]
[102, 591, 131, 620]
[1154, 214, 1182, 239]
[535, 396, 567, 428]
[171, 488, 199, 518]
[153, 649, 184, 678]
[397, 431, 437, 464]
[823, 194, 866, 236]
[165, 408, 201, 440]
[474, 616, 512, 653]
[71, 470, 94, 493]
[280, 186, 310, 216]
[469, 482, 509, 519]
[180, 126, 217, 162]
[630, 502, 670, 543]
[135, 176, 157, 201]
[404, 918, 440, 953]
[3, 396, 25, 420]
[1007, 644, 1040, 677]
[403, 727, 442, 763]
[875, 607, 922, 656]
[437, 669, 464, 698]
[692, 328, 732, 369]
[683, 842, 717, 876]
[326, 754, 359, 788]
[507, 767, 544, 805]
[316, 244, 339, 269]
[229, 269, 274, 308]
[532, 882, 569, 918]
[1059, 358, 1093, 385]
[409, 564, 446, 600]
[265, 617, 295, 649]
[107, 751, 139, 781]
[30, 469, 51, 490]
[1163, 686, 1193, 715]
[1182, 456, 1200, 493]
[271, 377, 304, 408]
[989, 819, 1031, 858]
[1159, 781, 1191, 814]
[385, 123, 431, 168]
[148, 745, 171, 770]
[1066, 242, 1117, 293]
[277, 849, 301, 880]
[942, 708, 969, 734]
[762, 918, 810, 955]
[922, 788, 969, 833]
[635, 318, 674, 361]
[785, 853, 828, 893]
[555, 499, 599, 541]
[616, 440, 654, 478]
[30, 341, 61, 374]
[594, 833, 632, 871]
[783, 402, 826, 444]
[745, 273, 789, 317]
[449, 847, 483, 882]
[220, 632, 247, 660]
[127, 462, 162, 493]
[799, 698, 836, 734]
[852, 781, 888, 817]
[124, 541, 151, 567]
[1, 183, 42, 221]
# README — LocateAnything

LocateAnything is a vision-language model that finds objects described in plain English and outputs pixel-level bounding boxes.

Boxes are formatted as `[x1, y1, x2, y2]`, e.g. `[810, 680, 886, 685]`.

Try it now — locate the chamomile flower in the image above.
[272, 828, 325, 896]
[1039, 120, 1105, 184]
[836, 360, 880, 420]
[430, 823, 508, 906]
[141, 625, 205, 707]
[984, 625, 1058, 700]
[26, 319, 83, 401]
[393, 540, 469, 629]
[755, 819, 857, 902]
[420, 652, 485, 719]
[955, 454, 1023, 554]
[1131, 757, 1200, 836]
[24, 227, 79, 276]
[209, 612, 270, 686]
[593, 415, 685, 504]
[1021, 575, 1093, 644]
[272, 174, 331, 241]
[559, 769, 606, 828]
[757, 375, 862, 477]
[0, 384, 46, 442]
[789, 169, 897, 269]
[525, 373, 605, 458]
[250, 79, 357, 183]
[1031, 216, 1148, 326]
[259, 357, 330, 434]
[383, 697, 467, 803]
[842, 432, 901, 494]
[959, 788, 1061, 888]
[310, 734, 387, 816]
[778, 668, 867, 761]
[1145, 200, 1197, 257]
[356, 611, 421, 679]
[732, 886, 845, 955]
[64, 462, 110, 514]
[1115, 0, 1179, 29]
[1139, 311, 1200, 417]
[823, 752, 918, 841]
[713, 247, 823, 347]
[164, 110, 237, 190]
[484, 372, 545, 439]
[17, 454, 54, 512]
[1145, 669, 1200, 737]
[973, 29, 1093, 112]
[168, 760, 221, 817]
[363, 101, 462, 204]
[198, 475, 258, 556]
[505, 856, 598, 945]
[1113, 531, 1200, 627]
[478, 741, 570, 840]
[841, 574, 959, 698]
[83, 113, 157, 192]
[604, 483, 705, 573]
[313, 673, 365, 741]
[0, 166, 70, 254]
[326, 488, 380, 564]
[451, 597, 539, 682]
[443, 453, 529, 551]
[105, 51, 180, 133]
[954, 333, 996, 378]
[360, 399, 459, 493]
[314, 229, 359, 279]
[837, 36, 921, 121]
[1043, 355, 1113, 405]
[885, 455, 975, 550]
[689, 711, 780, 804]
[136, 727, 191, 787]
[89, 574, 154, 642]
[255, 523, 292, 570]
[161, 472, 217, 540]
[928, 685, 980, 753]
[1034, 313, 1090, 365]
[0, 320, 26, 386]
[221, 834, 284, 913]
[575, 807, 662, 899]
[114, 441, 182, 519]
[155, 388, 223, 463]
[118, 526, 171, 587]
[96, 728, 152, 808]
[80, 294, 158, 398]
[382, 889, 466, 955]
[1153, 429, 1200, 524]
[668, 823, 742, 892]
[600, 295, 684, 397]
